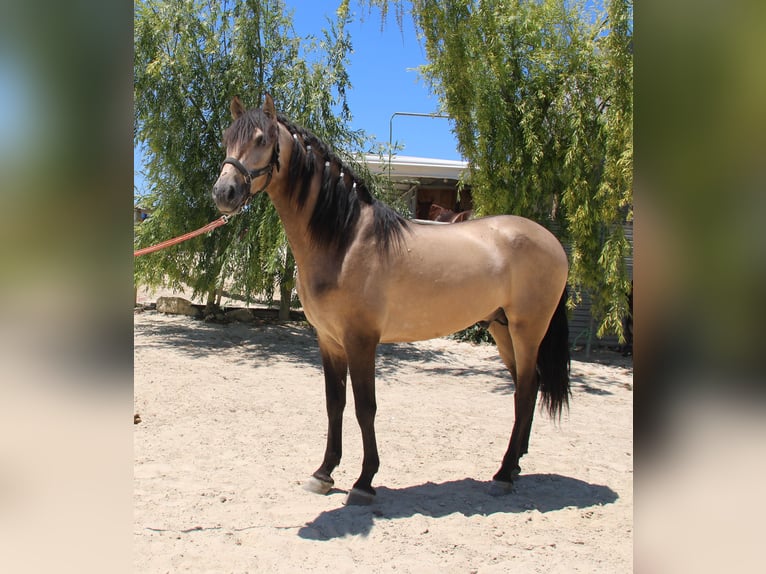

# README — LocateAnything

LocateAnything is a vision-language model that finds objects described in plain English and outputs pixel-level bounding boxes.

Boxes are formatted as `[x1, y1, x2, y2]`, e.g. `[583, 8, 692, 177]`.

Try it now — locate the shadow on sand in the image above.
[298, 473, 618, 540]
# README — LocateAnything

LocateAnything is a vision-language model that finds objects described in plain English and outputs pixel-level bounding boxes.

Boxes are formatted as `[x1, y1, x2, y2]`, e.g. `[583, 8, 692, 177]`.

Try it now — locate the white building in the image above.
[363, 154, 472, 219]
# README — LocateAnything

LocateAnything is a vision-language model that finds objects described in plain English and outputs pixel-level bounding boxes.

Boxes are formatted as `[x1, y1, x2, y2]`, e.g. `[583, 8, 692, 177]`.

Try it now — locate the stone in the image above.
[224, 308, 254, 323]
[156, 296, 201, 318]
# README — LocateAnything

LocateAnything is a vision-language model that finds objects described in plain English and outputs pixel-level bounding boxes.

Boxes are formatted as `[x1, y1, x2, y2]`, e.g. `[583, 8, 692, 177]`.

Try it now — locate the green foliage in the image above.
[134, 0, 368, 305]
[450, 324, 495, 345]
[363, 0, 633, 340]
[135, 0, 633, 340]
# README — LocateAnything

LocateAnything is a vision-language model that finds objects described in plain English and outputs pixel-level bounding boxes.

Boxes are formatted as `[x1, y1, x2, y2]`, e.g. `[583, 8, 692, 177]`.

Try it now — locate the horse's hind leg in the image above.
[491, 324, 544, 492]
[305, 339, 348, 495]
[488, 319, 517, 382]
[487, 321, 520, 477]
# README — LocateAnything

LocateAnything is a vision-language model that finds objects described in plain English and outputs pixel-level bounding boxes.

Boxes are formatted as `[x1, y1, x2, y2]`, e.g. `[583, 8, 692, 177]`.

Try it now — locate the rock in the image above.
[224, 308, 254, 323]
[203, 312, 226, 323]
[156, 296, 201, 318]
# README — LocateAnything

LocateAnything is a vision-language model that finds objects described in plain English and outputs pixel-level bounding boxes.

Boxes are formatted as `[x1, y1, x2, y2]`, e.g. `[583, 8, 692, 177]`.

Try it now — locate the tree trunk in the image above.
[278, 250, 296, 321]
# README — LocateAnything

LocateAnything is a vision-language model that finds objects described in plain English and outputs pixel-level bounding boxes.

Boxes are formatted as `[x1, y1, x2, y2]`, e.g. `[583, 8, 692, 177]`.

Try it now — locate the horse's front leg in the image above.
[344, 335, 380, 505]
[304, 343, 347, 495]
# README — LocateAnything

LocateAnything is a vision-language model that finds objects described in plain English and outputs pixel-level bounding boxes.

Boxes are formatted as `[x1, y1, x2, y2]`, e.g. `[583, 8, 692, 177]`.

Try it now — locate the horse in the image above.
[428, 203, 473, 223]
[212, 95, 570, 505]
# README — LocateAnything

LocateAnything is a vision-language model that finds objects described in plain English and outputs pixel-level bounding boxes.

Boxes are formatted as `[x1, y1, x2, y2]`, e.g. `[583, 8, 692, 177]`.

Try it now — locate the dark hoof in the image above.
[343, 487, 375, 506]
[303, 476, 333, 495]
[492, 465, 521, 485]
[488, 480, 514, 497]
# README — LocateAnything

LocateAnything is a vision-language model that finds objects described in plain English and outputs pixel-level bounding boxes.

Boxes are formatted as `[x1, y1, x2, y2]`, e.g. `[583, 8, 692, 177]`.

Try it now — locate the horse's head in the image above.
[212, 94, 281, 214]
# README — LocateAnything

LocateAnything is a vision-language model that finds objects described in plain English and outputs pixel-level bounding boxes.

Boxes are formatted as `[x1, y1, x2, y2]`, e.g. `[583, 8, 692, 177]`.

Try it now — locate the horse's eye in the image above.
[254, 134, 264, 146]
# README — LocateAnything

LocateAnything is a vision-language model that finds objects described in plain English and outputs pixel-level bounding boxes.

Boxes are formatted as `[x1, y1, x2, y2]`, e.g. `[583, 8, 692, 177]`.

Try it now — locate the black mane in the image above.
[226, 108, 409, 254]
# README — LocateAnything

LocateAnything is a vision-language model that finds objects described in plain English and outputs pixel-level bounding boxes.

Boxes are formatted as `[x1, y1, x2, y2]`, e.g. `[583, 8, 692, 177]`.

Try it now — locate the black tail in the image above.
[537, 287, 571, 419]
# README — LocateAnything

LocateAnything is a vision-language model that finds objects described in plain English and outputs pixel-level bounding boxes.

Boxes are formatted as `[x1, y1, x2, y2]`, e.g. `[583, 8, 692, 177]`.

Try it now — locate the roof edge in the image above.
[363, 154, 468, 180]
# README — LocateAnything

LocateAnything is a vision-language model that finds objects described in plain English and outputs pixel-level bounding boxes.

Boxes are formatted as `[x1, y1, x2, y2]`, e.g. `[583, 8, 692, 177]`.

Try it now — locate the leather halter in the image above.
[221, 137, 281, 196]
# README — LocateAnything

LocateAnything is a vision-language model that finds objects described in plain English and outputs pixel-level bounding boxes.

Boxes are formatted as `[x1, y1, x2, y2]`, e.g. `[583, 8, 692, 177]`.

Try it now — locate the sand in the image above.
[134, 309, 632, 572]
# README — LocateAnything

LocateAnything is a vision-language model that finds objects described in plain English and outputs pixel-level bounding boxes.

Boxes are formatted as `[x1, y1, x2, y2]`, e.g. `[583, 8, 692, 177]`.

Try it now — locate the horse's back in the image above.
[373, 214, 567, 343]
[408, 214, 566, 274]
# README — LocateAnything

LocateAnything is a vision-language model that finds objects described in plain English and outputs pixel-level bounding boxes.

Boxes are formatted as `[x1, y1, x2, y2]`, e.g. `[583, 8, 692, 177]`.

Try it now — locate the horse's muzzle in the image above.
[212, 174, 249, 214]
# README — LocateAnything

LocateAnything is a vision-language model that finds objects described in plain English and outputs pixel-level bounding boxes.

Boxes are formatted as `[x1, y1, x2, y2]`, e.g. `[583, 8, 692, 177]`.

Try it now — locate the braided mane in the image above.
[223, 108, 408, 254]
[278, 114, 409, 254]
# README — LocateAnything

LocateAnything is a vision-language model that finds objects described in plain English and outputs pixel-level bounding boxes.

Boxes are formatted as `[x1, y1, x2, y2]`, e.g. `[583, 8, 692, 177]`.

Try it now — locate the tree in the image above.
[134, 0, 366, 318]
[364, 0, 633, 340]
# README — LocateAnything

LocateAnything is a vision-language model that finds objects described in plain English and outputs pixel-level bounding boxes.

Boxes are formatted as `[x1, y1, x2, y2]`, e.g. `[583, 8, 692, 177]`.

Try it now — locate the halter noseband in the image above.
[221, 137, 281, 196]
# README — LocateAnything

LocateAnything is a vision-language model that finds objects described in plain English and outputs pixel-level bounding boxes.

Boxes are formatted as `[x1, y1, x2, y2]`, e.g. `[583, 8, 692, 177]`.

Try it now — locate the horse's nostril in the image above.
[214, 181, 237, 206]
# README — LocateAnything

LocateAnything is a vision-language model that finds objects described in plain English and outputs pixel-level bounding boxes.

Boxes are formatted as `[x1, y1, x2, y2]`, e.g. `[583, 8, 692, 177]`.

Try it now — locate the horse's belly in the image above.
[378, 280, 503, 343]
[379, 317, 483, 343]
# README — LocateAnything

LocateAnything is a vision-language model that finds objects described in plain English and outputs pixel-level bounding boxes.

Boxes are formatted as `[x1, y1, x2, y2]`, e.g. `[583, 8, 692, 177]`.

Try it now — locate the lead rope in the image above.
[137, 133, 284, 257]
[133, 214, 232, 257]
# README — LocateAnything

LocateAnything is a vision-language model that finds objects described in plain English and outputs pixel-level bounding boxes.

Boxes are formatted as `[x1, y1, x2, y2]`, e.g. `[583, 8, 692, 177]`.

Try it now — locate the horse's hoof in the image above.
[488, 479, 514, 497]
[343, 487, 375, 506]
[303, 476, 333, 495]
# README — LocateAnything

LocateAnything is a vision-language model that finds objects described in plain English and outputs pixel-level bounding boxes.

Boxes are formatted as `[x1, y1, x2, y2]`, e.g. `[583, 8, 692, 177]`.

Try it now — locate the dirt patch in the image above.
[134, 311, 632, 572]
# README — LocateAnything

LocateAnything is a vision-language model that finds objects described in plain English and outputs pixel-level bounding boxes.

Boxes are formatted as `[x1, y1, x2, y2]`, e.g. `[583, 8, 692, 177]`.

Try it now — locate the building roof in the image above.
[363, 154, 468, 181]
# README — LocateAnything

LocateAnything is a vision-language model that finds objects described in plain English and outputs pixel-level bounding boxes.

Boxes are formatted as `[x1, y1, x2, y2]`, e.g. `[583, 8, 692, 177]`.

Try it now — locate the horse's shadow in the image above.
[298, 474, 618, 540]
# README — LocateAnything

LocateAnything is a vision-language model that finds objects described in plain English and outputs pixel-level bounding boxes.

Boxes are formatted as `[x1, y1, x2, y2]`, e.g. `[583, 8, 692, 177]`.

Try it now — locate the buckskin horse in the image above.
[212, 95, 570, 505]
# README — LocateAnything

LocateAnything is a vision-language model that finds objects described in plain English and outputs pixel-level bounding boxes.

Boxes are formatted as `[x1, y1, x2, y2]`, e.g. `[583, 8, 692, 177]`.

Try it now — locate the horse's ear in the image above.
[230, 96, 245, 119]
[263, 93, 277, 120]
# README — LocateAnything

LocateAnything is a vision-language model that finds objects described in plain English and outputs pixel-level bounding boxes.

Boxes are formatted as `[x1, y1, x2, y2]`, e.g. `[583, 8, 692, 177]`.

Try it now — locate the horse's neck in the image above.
[269, 187, 351, 289]
[267, 187, 312, 261]
[265, 127, 328, 271]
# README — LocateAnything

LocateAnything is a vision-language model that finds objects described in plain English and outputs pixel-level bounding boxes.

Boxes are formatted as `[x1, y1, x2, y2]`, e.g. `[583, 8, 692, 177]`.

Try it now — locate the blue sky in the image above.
[134, 1, 461, 197]
[288, 1, 461, 160]
[133, 1, 613, 196]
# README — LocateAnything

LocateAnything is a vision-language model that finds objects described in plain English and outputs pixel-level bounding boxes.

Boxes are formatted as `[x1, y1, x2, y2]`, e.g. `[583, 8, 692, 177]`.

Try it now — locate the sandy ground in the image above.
[134, 308, 633, 573]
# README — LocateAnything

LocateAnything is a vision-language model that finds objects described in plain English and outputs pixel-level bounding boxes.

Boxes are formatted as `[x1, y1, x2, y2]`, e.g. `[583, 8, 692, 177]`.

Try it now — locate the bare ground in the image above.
[134, 309, 633, 573]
